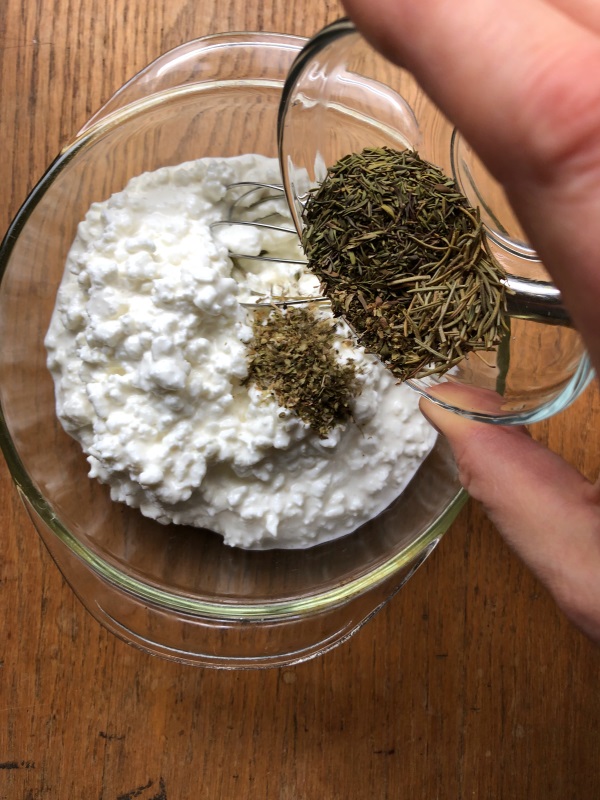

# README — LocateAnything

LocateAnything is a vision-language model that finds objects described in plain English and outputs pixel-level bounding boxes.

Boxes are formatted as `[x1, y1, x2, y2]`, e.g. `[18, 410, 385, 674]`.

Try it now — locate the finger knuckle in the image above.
[514, 43, 600, 188]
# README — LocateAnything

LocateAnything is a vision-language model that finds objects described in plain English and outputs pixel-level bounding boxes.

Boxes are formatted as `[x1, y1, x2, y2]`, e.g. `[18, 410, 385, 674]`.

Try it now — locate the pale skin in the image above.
[341, 0, 600, 642]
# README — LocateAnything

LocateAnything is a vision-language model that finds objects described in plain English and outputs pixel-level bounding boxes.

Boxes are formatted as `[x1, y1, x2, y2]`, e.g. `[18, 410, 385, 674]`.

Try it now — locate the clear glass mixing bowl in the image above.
[0, 32, 465, 668]
[278, 19, 594, 424]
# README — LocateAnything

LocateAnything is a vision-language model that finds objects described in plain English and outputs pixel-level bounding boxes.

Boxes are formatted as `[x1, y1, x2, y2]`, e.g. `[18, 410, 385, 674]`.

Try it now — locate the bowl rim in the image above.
[82, 30, 311, 134]
[0, 31, 467, 622]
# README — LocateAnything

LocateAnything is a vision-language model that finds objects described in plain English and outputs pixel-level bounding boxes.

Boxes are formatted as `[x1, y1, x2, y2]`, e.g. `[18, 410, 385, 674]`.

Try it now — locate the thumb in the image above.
[420, 395, 600, 642]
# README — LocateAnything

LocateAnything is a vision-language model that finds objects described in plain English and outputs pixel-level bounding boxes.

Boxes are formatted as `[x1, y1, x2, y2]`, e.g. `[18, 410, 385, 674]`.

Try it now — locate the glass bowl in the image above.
[0, 32, 465, 668]
[278, 19, 594, 424]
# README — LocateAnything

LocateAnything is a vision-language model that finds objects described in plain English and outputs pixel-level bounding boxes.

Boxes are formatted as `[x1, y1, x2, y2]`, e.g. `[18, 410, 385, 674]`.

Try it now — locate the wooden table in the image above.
[1, 1, 598, 798]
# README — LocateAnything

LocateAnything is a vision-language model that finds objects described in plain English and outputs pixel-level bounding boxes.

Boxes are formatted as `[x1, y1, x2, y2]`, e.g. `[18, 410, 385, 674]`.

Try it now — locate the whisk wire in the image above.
[211, 181, 310, 270]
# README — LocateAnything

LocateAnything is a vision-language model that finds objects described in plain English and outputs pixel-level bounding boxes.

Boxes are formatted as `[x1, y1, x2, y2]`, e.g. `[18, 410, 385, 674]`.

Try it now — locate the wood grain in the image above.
[0, 1, 599, 798]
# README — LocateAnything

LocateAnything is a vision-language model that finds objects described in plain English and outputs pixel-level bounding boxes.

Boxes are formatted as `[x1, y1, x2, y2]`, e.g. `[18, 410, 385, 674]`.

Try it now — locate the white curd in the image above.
[45, 154, 436, 549]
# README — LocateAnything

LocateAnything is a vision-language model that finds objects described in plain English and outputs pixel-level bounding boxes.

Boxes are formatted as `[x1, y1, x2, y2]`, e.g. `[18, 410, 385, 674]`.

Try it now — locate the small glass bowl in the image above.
[0, 33, 465, 668]
[278, 19, 594, 424]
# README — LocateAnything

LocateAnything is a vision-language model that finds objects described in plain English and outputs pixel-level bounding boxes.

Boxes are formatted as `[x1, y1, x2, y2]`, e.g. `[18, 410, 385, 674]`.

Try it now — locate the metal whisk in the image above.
[212, 181, 572, 326]
[211, 182, 327, 309]
[211, 182, 304, 264]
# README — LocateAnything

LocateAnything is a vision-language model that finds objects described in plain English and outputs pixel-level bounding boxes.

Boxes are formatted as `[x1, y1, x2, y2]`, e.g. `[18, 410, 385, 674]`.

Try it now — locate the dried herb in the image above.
[301, 147, 510, 381]
[245, 305, 359, 437]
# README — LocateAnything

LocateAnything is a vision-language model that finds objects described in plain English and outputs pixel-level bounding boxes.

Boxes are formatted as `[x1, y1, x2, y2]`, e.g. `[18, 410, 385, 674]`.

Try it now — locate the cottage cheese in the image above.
[45, 154, 436, 549]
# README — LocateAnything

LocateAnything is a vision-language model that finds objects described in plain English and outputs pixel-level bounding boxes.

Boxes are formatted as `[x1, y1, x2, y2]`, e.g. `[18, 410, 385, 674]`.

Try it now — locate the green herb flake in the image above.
[245, 306, 360, 438]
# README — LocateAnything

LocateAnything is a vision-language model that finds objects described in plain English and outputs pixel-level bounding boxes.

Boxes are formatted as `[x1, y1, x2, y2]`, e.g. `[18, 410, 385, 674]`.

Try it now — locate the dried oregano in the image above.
[245, 305, 359, 438]
[301, 147, 510, 382]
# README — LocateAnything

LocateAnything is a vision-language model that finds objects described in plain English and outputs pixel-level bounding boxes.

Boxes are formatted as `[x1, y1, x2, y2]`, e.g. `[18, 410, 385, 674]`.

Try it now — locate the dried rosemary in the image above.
[245, 305, 359, 438]
[301, 147, 510, 382]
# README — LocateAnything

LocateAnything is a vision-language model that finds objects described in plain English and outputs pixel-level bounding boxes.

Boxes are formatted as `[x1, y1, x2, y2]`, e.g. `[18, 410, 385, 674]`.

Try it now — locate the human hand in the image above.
[341, 0, 600, 642]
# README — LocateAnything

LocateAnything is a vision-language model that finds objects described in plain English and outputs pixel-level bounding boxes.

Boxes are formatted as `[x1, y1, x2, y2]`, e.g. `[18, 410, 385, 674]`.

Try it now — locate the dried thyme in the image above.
[301, 147, 510, 382]
[245, 305, 359, 437]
